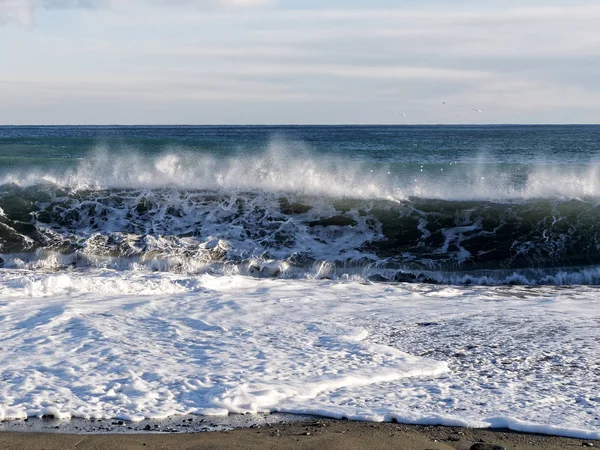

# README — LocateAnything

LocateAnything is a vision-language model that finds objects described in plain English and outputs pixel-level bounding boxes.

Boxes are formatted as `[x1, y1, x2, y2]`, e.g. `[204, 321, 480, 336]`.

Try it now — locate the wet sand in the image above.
[0, 419, 597, 450]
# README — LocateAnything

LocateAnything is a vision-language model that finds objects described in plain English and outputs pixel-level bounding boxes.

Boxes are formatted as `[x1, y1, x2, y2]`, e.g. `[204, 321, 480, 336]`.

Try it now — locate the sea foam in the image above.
[2, 141, 600, 201]
[0, 272, 599, 439]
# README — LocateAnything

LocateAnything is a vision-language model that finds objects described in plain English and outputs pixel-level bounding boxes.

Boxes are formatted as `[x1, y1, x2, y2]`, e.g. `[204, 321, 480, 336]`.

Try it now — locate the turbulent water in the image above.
[1, 126, 599, 438]
[2, 125, 600, 284]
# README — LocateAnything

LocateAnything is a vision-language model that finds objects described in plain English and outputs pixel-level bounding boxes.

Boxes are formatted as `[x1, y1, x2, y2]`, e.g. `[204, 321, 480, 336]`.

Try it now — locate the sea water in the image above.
[0, 125, 599, 438]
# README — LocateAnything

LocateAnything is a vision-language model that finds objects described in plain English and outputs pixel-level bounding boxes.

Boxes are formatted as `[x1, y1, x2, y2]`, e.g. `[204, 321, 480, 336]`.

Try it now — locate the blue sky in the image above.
[1, 0, 599, 124]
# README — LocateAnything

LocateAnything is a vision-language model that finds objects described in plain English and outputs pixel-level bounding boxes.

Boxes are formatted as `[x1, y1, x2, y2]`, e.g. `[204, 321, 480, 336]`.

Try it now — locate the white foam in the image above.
[0, 270, 599, 438]
[0, 142, 394, 200]
[2, 141, 600, 201]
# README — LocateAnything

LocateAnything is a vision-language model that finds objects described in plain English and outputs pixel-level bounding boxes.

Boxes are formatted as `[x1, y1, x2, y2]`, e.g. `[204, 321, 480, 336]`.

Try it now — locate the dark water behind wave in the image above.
[2, 124, 600, 166]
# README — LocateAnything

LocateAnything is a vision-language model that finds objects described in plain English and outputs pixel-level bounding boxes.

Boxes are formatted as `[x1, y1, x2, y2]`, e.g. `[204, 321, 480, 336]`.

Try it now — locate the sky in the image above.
[1, 0, 599, 124]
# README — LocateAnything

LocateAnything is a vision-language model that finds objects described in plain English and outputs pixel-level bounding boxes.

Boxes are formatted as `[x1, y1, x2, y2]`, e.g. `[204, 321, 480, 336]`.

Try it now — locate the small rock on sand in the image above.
[470, 444, 507, 450]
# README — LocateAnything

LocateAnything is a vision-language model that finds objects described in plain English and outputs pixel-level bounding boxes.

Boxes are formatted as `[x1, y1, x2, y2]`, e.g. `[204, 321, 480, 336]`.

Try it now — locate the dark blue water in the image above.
[1, 125, 599, 167]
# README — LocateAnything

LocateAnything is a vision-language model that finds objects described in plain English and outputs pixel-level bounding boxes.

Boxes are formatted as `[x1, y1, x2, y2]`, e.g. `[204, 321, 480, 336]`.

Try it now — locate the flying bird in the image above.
[398, 112, 407, 117]
[473, 108, 482, 113]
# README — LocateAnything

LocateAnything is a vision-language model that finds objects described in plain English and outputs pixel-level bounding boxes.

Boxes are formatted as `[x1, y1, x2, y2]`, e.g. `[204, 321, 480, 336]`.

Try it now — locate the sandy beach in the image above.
[0, 419, 597, 450]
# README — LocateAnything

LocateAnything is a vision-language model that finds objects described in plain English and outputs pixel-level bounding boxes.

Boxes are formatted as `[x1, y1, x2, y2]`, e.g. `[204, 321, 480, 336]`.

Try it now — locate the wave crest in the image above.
[2, 140, 600, 201]
[2, 183, 600, 284]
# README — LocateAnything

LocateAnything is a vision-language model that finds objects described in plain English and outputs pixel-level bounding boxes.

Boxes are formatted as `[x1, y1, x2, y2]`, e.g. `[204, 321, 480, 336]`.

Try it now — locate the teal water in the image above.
[1, 125, 599, 168]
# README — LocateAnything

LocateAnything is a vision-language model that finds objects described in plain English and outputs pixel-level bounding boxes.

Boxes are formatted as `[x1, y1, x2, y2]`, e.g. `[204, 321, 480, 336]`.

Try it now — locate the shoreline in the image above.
[0, 418, 598, 450]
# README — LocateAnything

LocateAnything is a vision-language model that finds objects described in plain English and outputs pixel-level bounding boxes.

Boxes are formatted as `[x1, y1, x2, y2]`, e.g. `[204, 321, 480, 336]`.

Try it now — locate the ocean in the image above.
[0, 125, 599, 438]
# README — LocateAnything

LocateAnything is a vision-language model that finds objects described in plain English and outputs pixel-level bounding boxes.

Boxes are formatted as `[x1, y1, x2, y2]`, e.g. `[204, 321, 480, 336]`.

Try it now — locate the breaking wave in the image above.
[3, 145, 600, 284]
[2, 142, 600, 200]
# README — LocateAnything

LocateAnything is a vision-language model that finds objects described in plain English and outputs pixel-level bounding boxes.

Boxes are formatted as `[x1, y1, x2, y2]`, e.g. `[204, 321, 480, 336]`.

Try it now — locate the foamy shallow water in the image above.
[0, 270, 598, 439]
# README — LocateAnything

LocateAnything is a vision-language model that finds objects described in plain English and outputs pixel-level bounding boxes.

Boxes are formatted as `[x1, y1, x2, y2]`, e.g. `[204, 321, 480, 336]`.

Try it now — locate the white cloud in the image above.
[0, 0, 272, 25]
[219, 0, 271, 7]
[1, 1, 600, 123]
[0, 0, 34, 26]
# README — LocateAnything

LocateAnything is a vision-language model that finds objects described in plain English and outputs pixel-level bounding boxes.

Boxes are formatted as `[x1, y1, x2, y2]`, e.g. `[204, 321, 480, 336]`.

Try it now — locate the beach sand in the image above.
[0, 419, 597, 450]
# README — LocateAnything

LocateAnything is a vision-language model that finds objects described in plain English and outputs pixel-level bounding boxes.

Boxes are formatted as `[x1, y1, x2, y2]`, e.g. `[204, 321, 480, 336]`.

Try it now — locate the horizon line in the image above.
[1, 123, 599, 127]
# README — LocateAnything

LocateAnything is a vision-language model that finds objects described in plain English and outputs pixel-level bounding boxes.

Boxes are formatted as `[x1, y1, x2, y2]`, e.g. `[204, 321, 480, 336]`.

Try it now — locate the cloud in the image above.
[2, 1, 600, 124]
[219, 0, 271, 6]
[0, 0, 34, 26]
[0, 0, 272, 26]
[0, 0, 111, 26]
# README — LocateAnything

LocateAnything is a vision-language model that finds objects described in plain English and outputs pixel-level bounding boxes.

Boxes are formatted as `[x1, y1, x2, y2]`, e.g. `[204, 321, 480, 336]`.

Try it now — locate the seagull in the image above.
[399, 112, 407, 117]
[442, 101, 446, 105]
[473, 108, 482, 113]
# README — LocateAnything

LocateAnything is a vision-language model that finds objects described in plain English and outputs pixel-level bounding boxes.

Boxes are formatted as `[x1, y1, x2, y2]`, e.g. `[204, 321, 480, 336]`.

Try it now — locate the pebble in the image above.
[470, 444, 507, 450]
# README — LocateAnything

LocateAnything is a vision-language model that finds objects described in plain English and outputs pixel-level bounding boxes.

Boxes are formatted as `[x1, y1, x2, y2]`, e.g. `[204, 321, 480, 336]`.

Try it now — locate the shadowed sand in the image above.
[0, 419, 597, 450]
